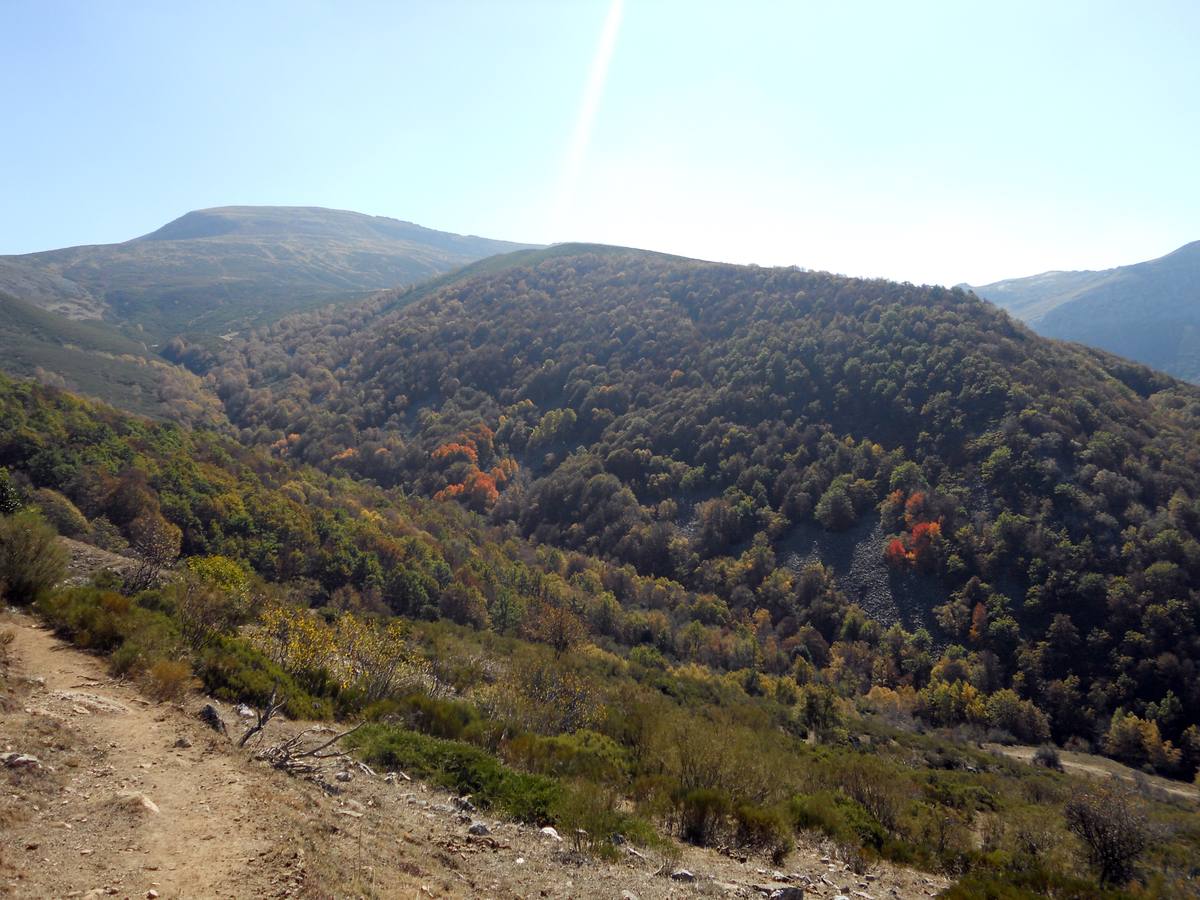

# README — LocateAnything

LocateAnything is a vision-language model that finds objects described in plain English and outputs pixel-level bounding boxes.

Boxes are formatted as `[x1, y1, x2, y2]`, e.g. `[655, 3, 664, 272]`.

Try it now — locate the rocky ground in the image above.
[0, 610, 951, 899]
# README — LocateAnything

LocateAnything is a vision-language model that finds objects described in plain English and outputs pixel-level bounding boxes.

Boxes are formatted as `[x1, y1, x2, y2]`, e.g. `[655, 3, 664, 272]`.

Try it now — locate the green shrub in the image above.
[551, 781, 660, 859]
[505, 729, 630, 782]
[0, 511, 67, 604]
[363, 692, 482, 741]
[347, 724, 561, 823]
[733, 802, 794, 863]
[677, 787, 730, 845]
[195, 632, 332, 720]
[32, 488, 90, 539]
[36, 586, 183, 679]
[941, 868, 1137, 899]
[788, 791, 887, 850]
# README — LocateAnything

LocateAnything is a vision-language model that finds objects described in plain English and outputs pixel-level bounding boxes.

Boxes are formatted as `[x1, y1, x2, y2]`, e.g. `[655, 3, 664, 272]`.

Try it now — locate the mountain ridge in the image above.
[972, 240, 1200, 382]
[0, 205, 539, 345]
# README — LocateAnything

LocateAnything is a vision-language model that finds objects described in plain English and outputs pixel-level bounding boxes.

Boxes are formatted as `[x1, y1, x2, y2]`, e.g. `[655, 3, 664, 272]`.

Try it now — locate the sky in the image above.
[1, 0, 1198, 285]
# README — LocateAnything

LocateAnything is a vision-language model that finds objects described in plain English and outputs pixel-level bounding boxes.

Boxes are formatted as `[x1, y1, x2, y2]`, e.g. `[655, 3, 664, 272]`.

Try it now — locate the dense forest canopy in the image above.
[202, 248, 1200, 767]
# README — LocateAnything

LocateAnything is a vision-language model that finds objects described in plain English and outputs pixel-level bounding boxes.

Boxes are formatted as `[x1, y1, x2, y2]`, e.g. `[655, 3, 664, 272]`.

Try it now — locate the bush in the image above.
[1032, 744, 1063, 771]
[144, 658, 196, 702]
[677, 787, 730, 845]
[36, 586, 185, 683]
[32, 488, 89, 539]
[1064, 783, 1149, 886]
[505, 729, 630, 782]
[346, 724, 561, 823]
[195, 633, 332, 720]
[0, 511, 67, 604]
[733, 802, 794, 863]
[788, 791, 887, 851]
[551, 781, 659, 859]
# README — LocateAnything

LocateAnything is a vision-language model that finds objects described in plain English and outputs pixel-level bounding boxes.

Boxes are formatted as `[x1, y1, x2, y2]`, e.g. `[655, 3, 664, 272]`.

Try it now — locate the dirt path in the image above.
[0, 613, 306, 898]
[1, 611, 950, 898]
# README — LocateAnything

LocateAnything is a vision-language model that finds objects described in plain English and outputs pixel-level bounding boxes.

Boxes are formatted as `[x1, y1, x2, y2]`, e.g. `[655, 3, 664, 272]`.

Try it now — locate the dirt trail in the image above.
[0, 613, 301, 898]
[1, 612, 950, 898]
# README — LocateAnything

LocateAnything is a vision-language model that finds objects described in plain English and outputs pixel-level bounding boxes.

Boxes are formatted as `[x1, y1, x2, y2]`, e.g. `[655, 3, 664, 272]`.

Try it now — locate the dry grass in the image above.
[143, 657, 196, 702]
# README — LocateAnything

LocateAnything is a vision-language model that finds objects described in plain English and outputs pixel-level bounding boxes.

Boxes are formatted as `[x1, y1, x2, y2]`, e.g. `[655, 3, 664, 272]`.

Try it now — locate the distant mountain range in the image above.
[0, 206, 536, 345]
[971, 241, 1200, 383]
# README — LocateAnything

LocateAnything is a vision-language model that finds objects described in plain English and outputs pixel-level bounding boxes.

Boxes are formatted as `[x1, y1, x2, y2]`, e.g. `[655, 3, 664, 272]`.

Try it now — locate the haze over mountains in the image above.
[972, 241, 1200, 384]
[0, 205, 536, 345]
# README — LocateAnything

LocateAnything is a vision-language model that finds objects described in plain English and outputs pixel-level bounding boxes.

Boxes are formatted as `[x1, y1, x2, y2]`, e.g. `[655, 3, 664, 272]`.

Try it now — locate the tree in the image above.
[0, 511, 67, 604]
[525, 599, 587, 657]
[0, 468, 24, 516]
[815, 484, 855, 531]
[124, 511, 182, 592]
[1064, 783, 1149, 886]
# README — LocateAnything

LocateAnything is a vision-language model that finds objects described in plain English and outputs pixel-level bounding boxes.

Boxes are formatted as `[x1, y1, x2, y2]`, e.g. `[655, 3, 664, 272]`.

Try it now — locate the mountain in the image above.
[211, 246, 1200, 764]
[6, 371, 1196, 894]
[0, 206, 537, 345]
[0, 290, 222, 424]
[972, 241, 1200, 383]
[5, 248, 1200, 894]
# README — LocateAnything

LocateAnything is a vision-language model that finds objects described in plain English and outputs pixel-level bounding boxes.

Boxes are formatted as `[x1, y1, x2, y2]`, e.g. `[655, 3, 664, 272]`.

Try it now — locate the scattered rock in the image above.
[198, 703, 227, 736]
[173, 737, 192, 749]
[452, 795, 476, 812]
[1, 752, 41, 769]
[670, 869, 696, 883]
[468, 822, 490, 836]
[236, 703, 256, 718]
[540, 826, 563, 842]
[114, 792, 160, 815]
[335, 771, 353, 783]
[768, 889, 805, 900]
[147, 891, 160, 899]
[621, 891, 640, 900]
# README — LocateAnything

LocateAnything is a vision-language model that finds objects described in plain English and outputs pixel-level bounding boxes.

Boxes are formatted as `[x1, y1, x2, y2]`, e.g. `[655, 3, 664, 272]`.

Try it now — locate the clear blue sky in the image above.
[2, 0, 1197, 284]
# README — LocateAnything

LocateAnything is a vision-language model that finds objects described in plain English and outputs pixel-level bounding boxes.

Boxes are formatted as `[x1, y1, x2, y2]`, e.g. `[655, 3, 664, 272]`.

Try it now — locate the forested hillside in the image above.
[210, 248, 1200, 770]
[3, 363, 1199, 897]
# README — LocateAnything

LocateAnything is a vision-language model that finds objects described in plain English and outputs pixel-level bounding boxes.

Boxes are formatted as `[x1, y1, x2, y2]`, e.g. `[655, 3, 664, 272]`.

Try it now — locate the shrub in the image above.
[1064, 783, 1149, 886]
[346, 724, 561, 823]
[195, 633, 332, 720]
[144, 659, 196, 702]
[677, 787, 730, 845]
[0, 511, 67, 605]
[733, 802, 794, 863]
[788, 791, 887, 850]
[1032, 744, 1063, 771]
[32, 488, 89, 539]
[505, 729, 630, 782]
[551, 782, 659, 859]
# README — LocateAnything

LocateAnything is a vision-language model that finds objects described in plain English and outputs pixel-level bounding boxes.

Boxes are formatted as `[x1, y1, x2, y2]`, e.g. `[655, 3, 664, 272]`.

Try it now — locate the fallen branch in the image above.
[254, 722, 364, 778]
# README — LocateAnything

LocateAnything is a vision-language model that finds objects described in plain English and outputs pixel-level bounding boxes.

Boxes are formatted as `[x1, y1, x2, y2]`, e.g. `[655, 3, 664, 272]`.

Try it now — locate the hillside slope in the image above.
[2, 609, 953, 898]
[212, 246, 1200, 754]
[0, 291, 224, 425]
[0, 206, 537, 344]
[972, 241, 1200, 383]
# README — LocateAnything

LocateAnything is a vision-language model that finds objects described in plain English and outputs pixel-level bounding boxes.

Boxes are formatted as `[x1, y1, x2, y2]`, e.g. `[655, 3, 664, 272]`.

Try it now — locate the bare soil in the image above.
[0, 611, 950, 898]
